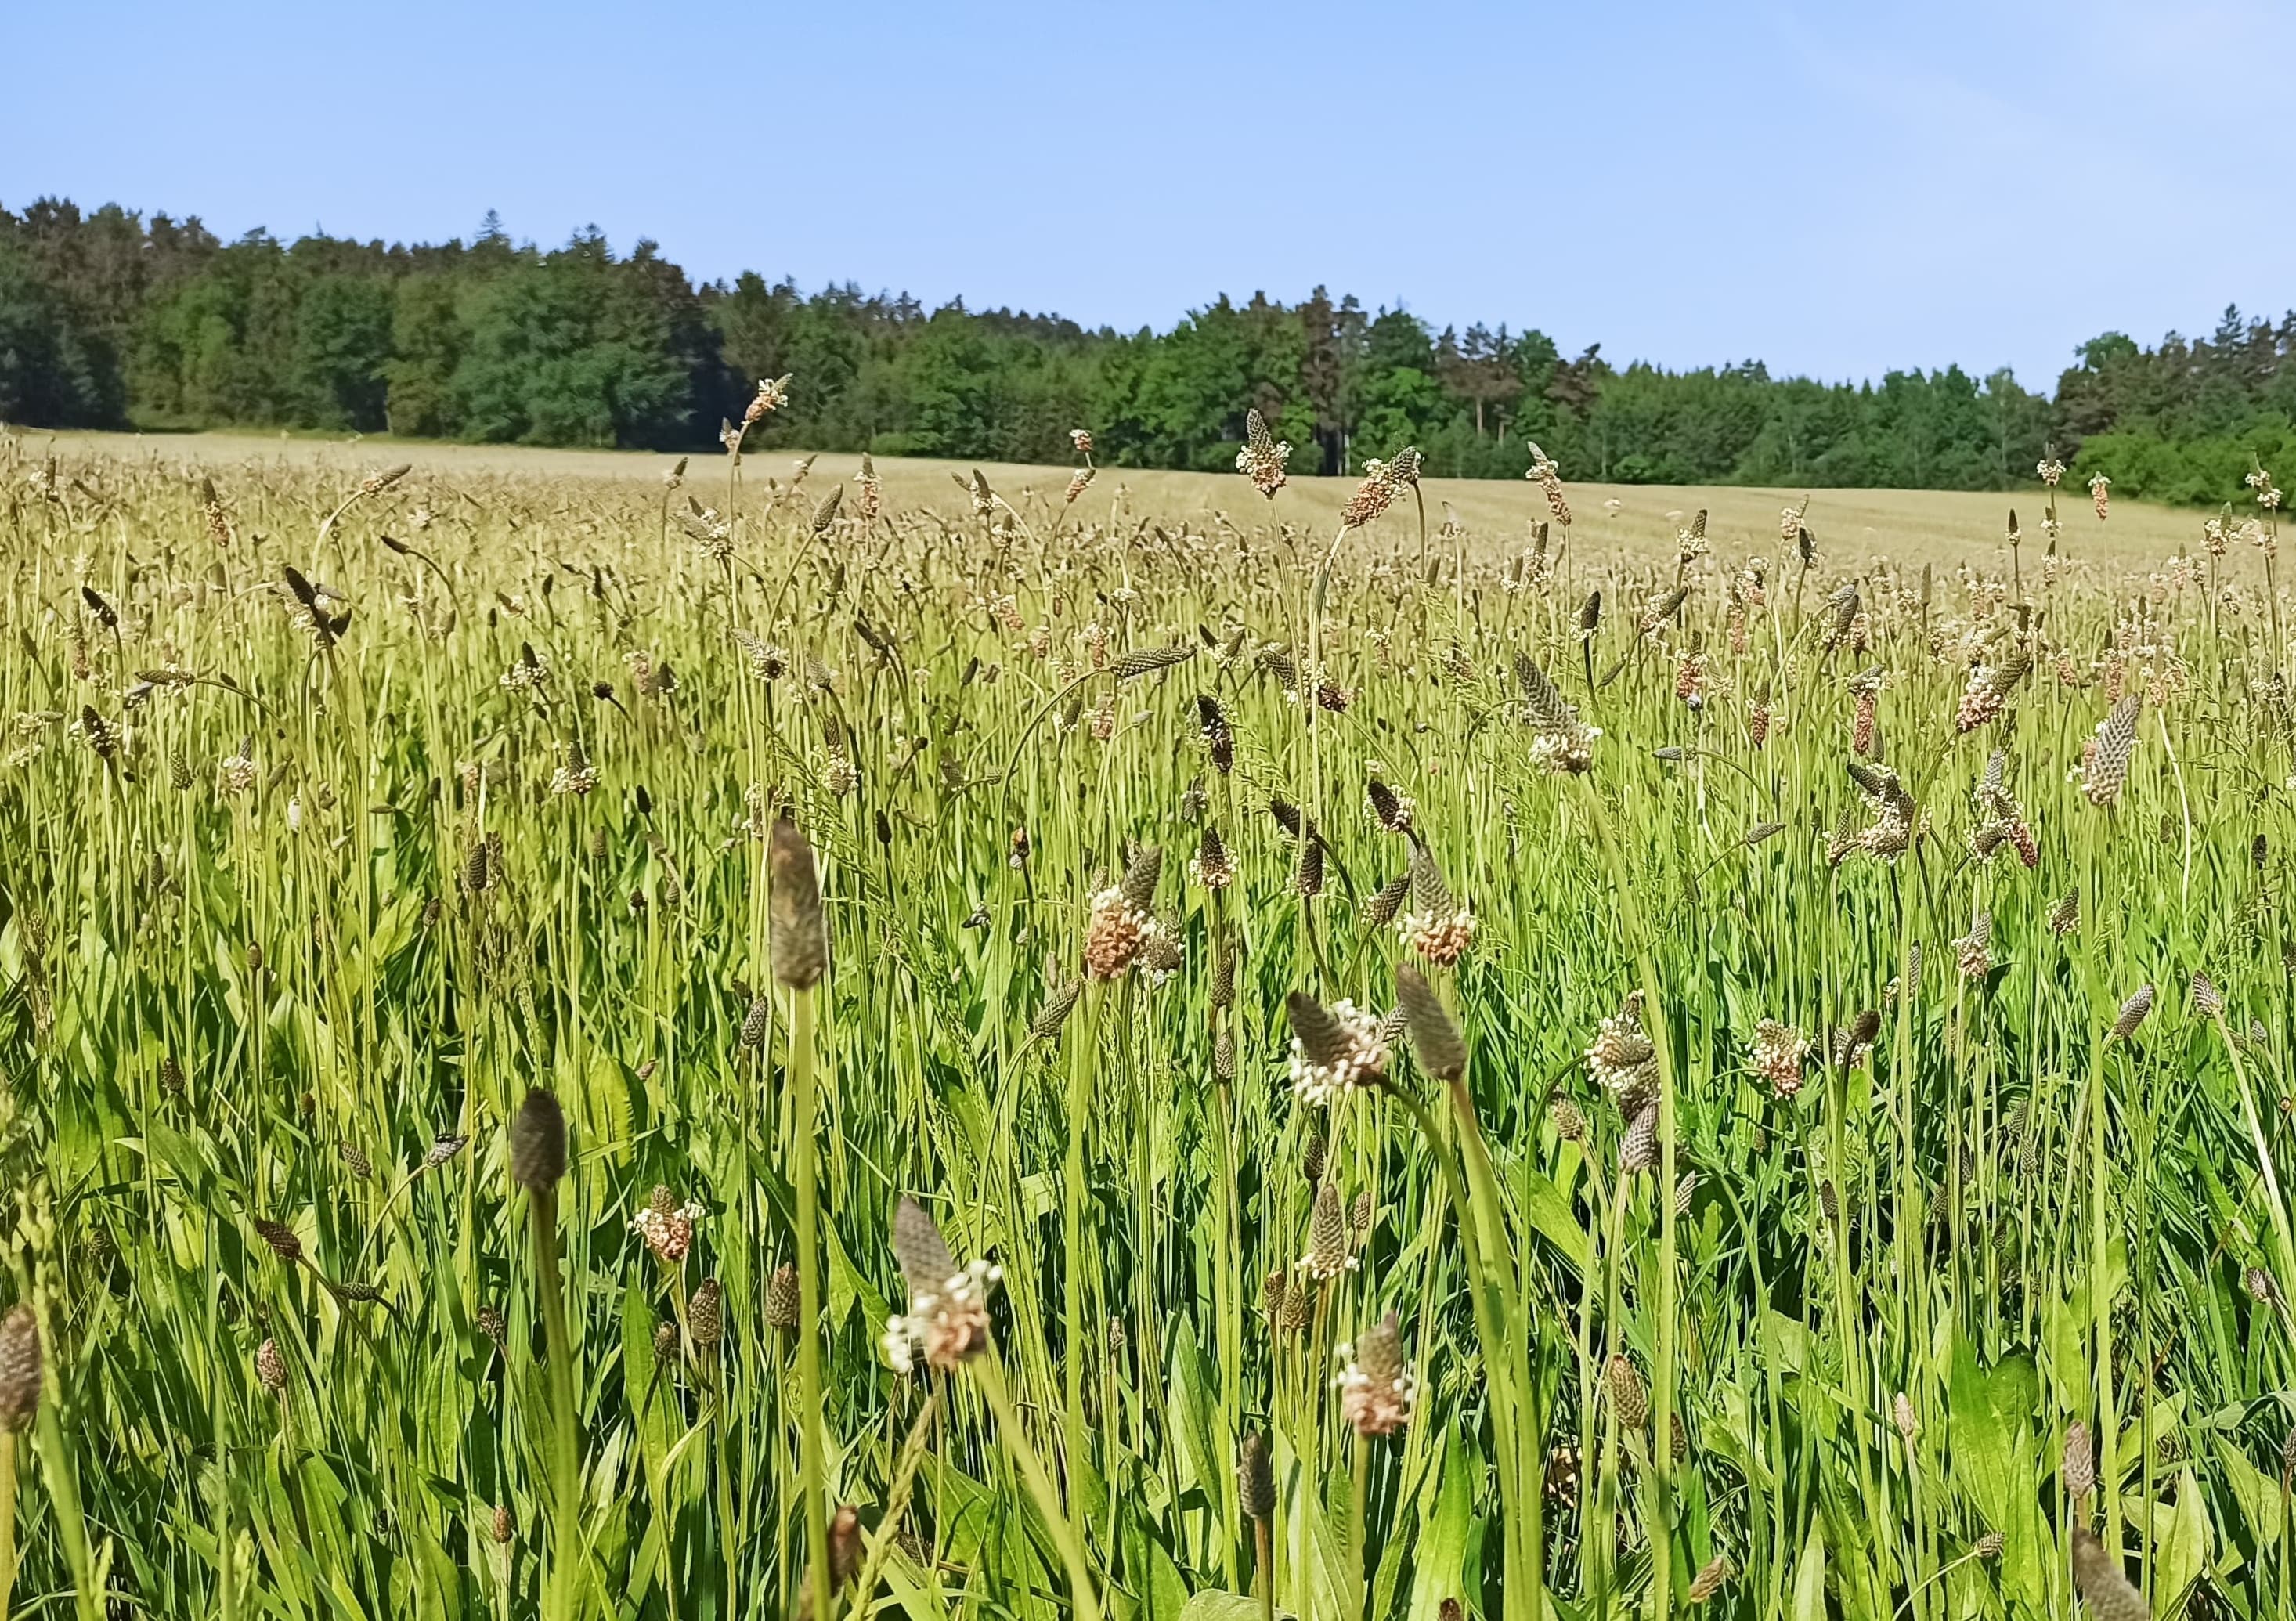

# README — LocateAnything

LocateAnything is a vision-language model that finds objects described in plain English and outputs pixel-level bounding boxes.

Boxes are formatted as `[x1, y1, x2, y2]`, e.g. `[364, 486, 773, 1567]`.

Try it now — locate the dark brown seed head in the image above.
[1239, 1432, 1275, 1521]
[739, 994, 771, 1049]
[1363, 872, 1411, 928]
[1840, 1009, 1882, 1067]
[1366, 776, 1409, 833]
[2063, 1420, 2096, 1498]
[1197, 695, 1234, 773]
[1293, 836, 1324, 899]
[491, 1504, 514, 1546]
[1620, 1099, 1659, 1175]
[2108, 984, 2156, 1043]
[2083, 697, 2142, 808]
[653, 1320, 681, 1366]
[1302, 1131, 1327, 1186]
[1308, 1181, 1348, 1274]
[1408, 843, 1458, 917]
[1031, 978, 1083, 1042]
[688, 1279, 723, 1351]
[769, 817, 829, 990]
[2050, 887, 2081, 937]
[81, 706, 116, 760]
[1279, 1276, 1313, 1333]
[1514, 652, 1576, 735]
[1396, 965, 1467, 1082]
[765, 1263, 801, 1332]
[1120, 844, 1163, 914]
[1288, 993, 1351, 1071]
[251, 1218, 303, 1264]
[891, 1197, 959, 1298]
[1606, 1353, 1648, 1430]
[508, 1089, 567, 1190]
[1356, 1309, 1404, 1385]
[255, 1338, 289, 1395]
[0, 1306, 41, 1431]
[1110, 645, 1194, 681]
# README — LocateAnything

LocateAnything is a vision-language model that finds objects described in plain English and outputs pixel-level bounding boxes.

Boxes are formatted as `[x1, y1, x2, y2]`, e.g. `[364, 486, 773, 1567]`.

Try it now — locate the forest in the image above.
[4, 196, 2293, 501]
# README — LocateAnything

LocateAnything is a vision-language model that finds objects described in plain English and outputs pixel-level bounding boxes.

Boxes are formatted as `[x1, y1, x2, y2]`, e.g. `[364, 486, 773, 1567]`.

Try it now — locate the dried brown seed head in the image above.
[1688, 1554, 1732, 1603]
[1396, 965, 1467, 1082]
[1239, 1432, 1275, 1521]
[508, 1089, 567, 1190]
[769, 817, 829, 990]
[688, 1278, 724, 1351]
[255, 1338, 289, 1395]
[766, 1263, 801, 1332]
[0, 1306, 41, 1431]
[2063, 1420, 2096, 1499]
[1606, 1353, 1648, 1430]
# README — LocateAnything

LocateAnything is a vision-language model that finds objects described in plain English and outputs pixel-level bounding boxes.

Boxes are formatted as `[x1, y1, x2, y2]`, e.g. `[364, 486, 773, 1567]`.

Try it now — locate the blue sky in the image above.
[5, 0, 2290, 387]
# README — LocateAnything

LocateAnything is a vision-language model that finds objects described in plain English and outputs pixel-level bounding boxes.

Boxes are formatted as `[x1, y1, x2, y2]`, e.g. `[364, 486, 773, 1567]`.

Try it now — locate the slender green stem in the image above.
[530, 1186, 579, 1621]
[792, 987, 832, 1621]
[32, 1387, 99, 1621]
[0, 1430, 18, 1617]
[975, 1352, 1100, 1621]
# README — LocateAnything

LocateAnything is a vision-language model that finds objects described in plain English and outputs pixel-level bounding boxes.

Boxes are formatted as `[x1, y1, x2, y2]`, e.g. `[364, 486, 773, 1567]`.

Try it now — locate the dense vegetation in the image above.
[5, 197, 2296, 502]
[0, 432, 2291, 1619]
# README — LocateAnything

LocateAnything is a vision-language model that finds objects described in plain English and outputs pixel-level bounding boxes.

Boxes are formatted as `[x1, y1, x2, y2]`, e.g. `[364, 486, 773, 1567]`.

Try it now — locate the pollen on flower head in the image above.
[1751, 1019, 1810, 1099]
[1335, 1312, 1416, 1437]
[1287, 996, 1388, 1107]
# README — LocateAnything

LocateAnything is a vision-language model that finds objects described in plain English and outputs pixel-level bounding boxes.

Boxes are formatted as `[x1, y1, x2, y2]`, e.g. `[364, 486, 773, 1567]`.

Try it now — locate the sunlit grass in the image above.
[0, 433, 2289, 1620]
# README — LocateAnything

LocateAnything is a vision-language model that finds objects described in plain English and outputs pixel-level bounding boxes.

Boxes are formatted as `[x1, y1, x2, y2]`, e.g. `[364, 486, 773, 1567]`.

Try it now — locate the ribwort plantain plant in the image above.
[1, 435, 2290, 1621]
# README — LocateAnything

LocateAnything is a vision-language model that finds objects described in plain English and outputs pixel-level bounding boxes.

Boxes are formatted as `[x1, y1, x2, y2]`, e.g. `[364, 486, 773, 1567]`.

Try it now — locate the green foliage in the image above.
[0, 249, 117, 426]
[3, 444, 2295, 1619]
[2071, 424, 2296, 507]
[448, 234, 702, 449]
[5, 197, 2296, 501]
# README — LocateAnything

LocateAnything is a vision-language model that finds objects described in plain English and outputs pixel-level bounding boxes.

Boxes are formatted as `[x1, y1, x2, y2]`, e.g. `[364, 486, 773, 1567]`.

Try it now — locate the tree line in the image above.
[5, 197, 2293, 503]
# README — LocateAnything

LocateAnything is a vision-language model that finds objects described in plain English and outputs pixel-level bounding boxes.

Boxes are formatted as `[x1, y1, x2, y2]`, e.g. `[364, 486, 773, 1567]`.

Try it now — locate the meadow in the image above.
[0, 417, 2289, 1621]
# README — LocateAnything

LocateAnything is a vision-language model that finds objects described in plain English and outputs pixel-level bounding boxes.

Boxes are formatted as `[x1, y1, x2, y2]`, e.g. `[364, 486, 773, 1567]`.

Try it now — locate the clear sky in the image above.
[5, 0, 2290, 388]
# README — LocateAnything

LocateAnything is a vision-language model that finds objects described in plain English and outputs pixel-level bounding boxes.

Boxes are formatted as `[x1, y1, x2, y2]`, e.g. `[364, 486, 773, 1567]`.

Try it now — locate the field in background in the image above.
[20, 427, 2208, 566]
